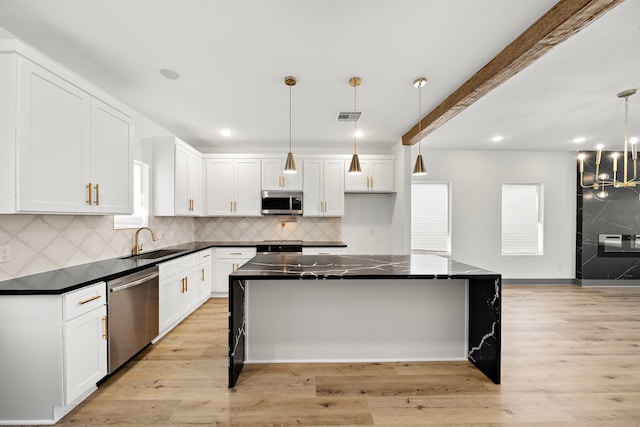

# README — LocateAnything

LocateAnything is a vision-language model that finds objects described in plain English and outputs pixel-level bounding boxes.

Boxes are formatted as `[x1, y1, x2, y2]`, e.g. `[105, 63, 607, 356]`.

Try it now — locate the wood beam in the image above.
[402, 0, 624, 146]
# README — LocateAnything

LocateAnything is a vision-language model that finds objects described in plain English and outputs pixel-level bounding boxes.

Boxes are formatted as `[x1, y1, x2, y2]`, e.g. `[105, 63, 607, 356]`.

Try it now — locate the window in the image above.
[411, 182, 451, 255]
[114, 161, 149, 229]
[501, 184, 543, 255]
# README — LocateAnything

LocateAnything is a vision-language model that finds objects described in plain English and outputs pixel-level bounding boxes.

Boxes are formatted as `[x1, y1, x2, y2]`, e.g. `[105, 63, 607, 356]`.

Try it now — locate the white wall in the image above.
[411, 148, 576, 279]
[342, 194, 394, 253]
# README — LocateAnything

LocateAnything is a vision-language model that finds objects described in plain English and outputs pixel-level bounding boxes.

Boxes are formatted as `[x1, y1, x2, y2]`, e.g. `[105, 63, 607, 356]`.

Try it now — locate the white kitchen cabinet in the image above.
[205, 158, 261, 216]
[302, 247, 347, 255]
[345, 159, 395, 193]
[152, 137, 202, 216]
[89, 97, 134, 212]
[0, 41, 133, 214]
[62, 282, 107, 405]
[0, 281, 109, 424]
[214, 247, 256, 294]
[158, 253, 200, 335]
[198, 249, 213, 302]
[262, 158, 303, 190]
[303, 159, 344, 216]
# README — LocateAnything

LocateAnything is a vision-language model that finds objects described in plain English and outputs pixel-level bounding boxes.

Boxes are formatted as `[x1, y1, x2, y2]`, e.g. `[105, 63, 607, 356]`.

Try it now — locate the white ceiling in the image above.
[0, 0, 638, 153]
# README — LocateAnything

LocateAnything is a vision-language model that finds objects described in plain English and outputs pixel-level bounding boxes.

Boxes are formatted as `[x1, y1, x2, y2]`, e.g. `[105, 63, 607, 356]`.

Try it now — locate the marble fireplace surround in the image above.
[0, 215, 341, 281]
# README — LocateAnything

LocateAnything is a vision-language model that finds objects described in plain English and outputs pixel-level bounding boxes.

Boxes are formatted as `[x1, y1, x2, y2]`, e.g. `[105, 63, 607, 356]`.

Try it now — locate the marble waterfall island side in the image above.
[228, 254, 501, 387]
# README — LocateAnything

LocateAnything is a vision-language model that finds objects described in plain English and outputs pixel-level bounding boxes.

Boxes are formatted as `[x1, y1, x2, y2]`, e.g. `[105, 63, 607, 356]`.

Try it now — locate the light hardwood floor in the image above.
[51, 286, 640, 426]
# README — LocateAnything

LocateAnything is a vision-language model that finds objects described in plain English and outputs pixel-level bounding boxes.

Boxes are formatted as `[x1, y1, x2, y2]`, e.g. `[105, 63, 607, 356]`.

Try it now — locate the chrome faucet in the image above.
[132, 227, 158, 255]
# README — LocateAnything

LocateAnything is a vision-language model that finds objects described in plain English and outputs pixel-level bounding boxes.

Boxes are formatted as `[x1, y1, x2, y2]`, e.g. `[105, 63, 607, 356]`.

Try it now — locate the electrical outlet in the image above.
[0, 246, 10, 263]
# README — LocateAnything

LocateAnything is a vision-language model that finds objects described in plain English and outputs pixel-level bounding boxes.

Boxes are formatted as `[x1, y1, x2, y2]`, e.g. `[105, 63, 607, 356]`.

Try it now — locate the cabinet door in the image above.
[262, 159, 284, 190]
[214, 258, 237, 293]
[63, 305, 107, 404]
[90, 98, 133, 213]
[345, 160, 370, 192]
[234, 159, 261, 216]
[174, 145, 190, 215]
[205, 159, 235, 215]
[181, 266, 200, 315]
[159, 275, 182, 332]
[370, 160, 394, 192]
[303, 159, 323, 216]
[199, 257, 212, 302]
[323, 160, 345, 216]
[17, 58, 91, 213]
[187, 152, 202, 215]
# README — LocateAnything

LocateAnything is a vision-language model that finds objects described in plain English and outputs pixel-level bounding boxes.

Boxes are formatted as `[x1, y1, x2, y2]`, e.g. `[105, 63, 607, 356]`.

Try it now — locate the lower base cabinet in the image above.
[157, 249, 214, 338]
[0, 281, 107, 425]
[214, 247, 256, 294]
[158, 253, 200, 335]
[198, 249, 213, 303]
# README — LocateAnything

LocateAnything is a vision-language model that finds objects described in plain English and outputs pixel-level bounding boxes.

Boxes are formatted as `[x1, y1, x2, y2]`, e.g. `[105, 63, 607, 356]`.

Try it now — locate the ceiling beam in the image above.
[402, 0, 624, 146]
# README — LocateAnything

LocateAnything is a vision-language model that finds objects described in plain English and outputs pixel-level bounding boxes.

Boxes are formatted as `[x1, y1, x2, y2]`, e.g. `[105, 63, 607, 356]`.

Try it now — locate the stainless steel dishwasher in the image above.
[107, 266, 159, 374]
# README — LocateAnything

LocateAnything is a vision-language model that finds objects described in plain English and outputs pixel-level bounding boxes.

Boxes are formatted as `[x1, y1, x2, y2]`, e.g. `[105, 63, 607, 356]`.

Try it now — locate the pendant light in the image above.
[412, 77, 427, 176]
[348, 76, 362, 175]
[283, 76, 297, 174]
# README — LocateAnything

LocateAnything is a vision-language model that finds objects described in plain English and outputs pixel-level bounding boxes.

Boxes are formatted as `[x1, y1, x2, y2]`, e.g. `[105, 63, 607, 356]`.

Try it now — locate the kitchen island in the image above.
[228, 254, 501, 387]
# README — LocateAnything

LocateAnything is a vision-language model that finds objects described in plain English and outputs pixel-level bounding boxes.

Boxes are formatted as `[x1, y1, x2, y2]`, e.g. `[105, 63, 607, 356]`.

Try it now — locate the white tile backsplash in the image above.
[194, 216, 341, 242]
[0, 214, 340, 281]
[0, 214, 193, 281]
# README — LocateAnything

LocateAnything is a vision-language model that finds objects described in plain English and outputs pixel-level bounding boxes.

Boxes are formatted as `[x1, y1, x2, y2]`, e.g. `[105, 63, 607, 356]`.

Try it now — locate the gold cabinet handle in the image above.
[230, 252, 242, 255]
[202, 254, 211, 258]
[181, 277, 185, 293]
[78, 294, 101, 305]
[234, 201, 237, 213]
[102, 315, 108, 340]
[185, 276, 188, 292]
[87, 182, 92, 205]
[201, 268, 205, 281]
[94, 184, 100, 205]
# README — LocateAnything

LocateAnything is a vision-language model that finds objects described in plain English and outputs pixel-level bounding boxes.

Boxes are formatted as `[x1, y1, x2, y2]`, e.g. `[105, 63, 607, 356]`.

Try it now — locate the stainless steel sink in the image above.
[122, 249, 185, 260]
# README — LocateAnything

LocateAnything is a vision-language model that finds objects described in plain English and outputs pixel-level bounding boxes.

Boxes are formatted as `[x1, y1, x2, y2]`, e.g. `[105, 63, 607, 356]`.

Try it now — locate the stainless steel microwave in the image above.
[261, 190, 303, 215]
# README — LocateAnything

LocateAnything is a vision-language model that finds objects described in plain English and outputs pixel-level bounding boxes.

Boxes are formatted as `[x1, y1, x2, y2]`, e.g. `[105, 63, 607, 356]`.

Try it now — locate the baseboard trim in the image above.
[580, 279, 640, 287]
[502, 279, 577, 285]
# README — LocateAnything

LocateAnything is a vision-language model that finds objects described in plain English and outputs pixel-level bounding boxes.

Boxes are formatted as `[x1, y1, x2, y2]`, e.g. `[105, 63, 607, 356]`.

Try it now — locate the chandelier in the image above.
[579, 89, 638, 198]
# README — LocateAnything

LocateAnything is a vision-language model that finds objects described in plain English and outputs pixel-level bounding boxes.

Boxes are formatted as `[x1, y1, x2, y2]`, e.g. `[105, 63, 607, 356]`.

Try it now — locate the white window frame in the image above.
[114, 161, 149, 229]
[501, 183, 543, 256]
[411, 181, 451, 255]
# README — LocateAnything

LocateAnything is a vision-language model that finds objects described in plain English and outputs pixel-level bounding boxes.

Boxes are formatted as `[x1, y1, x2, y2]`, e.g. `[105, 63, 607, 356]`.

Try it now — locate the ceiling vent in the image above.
[336, 111, 362, 123]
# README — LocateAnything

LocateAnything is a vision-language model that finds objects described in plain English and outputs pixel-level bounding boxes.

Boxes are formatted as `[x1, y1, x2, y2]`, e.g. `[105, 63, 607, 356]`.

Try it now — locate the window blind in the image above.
[501, 184, 542, 255]
[411, 182, 450, 254]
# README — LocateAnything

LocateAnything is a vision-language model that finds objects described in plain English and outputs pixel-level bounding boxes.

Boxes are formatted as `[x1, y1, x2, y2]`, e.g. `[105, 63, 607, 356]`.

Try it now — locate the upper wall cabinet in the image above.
[205, 158, 261, 216]
[151, 136, 202, 216]
[303, 159, 344, 216]
[262, 158, 303, 191]
[0, 41, 134, 214]
[344, 158, 395, 193]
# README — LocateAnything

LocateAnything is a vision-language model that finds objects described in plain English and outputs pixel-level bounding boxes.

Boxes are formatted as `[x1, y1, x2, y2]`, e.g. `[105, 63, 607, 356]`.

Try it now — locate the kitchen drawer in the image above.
[181, 253, 199, 269]
[63, 282, 106, 321]
[198, 249, 213, 263]
[159, 258, 182, 277]
[216, 248, 256, 259]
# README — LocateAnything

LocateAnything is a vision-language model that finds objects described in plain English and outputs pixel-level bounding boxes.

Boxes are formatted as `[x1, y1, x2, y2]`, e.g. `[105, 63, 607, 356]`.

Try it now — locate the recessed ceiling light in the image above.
[220, 128, 232, 137]
[158, 67, 180, 80]
[354, 130, 363, 138]
[573, 136, 587, 143]
[630, 136, 639, 144]
[491, 135, 503, 142]
[596, 143, 605, 150]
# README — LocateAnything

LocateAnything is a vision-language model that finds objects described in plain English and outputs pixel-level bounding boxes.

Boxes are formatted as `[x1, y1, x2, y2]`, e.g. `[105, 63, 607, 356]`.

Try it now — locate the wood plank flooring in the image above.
[51, 286, 640, 426]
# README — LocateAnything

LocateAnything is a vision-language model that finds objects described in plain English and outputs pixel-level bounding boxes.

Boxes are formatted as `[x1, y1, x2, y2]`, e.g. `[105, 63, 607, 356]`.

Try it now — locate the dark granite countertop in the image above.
[0, 240, 347, 295]
[231, 254, 499, 280]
